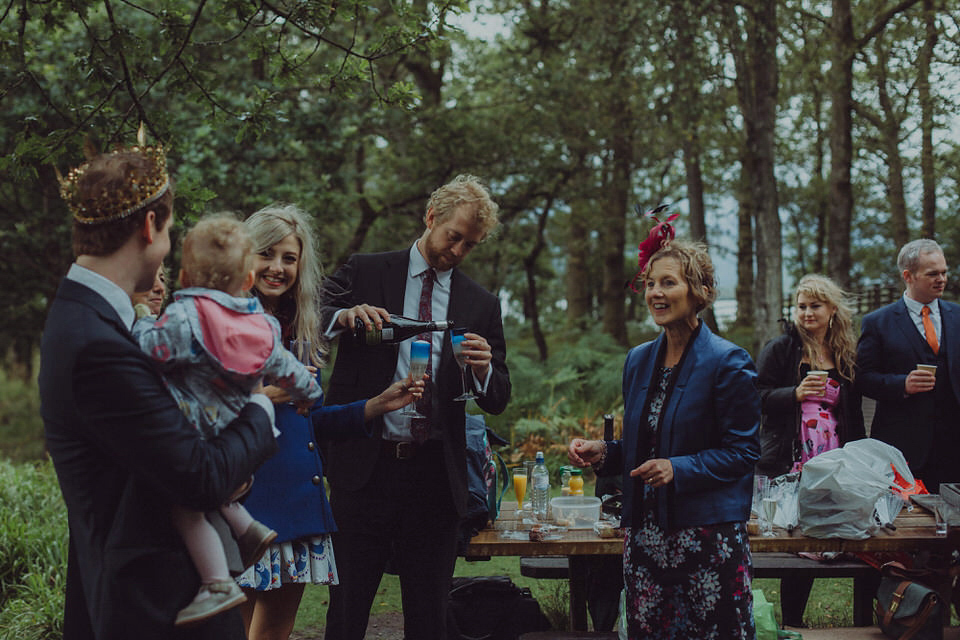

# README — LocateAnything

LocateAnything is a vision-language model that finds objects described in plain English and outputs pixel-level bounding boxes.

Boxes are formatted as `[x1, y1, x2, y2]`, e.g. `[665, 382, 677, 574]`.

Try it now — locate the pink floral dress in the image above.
[792, 365, 842, 472]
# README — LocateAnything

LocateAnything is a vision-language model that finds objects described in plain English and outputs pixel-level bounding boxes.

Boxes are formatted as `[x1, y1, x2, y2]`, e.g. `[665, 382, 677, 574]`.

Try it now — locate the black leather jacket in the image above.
[755, 323, 866, 476]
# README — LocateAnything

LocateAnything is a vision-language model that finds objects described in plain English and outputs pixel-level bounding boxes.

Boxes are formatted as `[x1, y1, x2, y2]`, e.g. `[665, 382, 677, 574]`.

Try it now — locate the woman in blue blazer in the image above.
[569, 240, 760, 639]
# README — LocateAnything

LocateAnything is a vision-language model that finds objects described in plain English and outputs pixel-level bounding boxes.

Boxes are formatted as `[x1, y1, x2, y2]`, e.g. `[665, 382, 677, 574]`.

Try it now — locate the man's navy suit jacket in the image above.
[857, 297, 960, 471]
[39, 277, 276, 639]
[322, 250, 510, 516]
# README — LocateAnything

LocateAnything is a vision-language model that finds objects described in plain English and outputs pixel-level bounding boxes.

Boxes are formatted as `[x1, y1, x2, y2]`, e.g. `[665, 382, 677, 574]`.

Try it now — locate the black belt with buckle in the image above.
[380, 439, 440, 460]
[381, 439, 419, 460]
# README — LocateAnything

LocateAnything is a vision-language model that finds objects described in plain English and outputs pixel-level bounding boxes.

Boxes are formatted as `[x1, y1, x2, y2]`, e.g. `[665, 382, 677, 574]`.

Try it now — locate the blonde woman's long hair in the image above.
[794, 274, 857, 382]
[244, 204, 326, 366]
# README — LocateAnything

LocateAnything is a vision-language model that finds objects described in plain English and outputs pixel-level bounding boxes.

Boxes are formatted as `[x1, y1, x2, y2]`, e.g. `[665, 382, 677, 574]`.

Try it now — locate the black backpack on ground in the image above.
[447, 575, 553, 640]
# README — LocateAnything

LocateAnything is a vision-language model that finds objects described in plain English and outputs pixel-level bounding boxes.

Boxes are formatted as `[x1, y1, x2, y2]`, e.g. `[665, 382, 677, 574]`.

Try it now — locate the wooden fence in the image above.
[781, 282, 960, 319]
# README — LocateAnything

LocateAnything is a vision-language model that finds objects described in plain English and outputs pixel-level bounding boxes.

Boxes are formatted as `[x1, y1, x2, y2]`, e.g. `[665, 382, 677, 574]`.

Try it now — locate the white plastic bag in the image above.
[798, 439, 914, 539]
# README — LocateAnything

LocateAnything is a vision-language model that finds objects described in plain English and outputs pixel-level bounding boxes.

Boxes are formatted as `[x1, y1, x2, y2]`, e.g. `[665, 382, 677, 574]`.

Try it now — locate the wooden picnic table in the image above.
[465, 502, 960, 631]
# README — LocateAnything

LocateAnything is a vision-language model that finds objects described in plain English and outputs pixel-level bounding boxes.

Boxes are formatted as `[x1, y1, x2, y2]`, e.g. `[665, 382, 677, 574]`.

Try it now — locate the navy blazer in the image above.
[39, 277, 277, 639]
[857, 298, 960, 471]
[322, 250, 510, 517]
[602, 324, 760, 531]
[242, 387, 368, 543]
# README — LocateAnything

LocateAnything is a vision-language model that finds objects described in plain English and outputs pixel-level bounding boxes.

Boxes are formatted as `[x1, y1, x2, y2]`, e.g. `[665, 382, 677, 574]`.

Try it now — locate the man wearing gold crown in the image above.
[39, 132, 278, 640]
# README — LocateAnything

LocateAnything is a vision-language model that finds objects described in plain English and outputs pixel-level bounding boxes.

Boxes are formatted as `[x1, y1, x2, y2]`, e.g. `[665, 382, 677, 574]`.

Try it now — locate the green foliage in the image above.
[0, 460, 66, 640]
[495, 329, 626, 466]
[0, 367, 44, 463]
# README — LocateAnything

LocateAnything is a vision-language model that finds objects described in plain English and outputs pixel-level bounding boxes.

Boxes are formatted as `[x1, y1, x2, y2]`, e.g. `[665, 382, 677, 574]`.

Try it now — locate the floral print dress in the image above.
[792, 365, 842, 472]
[623, 367, 756, 640]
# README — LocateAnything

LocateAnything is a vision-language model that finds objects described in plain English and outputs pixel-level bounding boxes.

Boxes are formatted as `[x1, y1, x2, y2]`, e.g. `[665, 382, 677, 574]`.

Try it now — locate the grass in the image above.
[754, 577, 855, 628]
[291, 562, 867, 634]
[0, 365, 45, 463]
[292, 556, 572, 634]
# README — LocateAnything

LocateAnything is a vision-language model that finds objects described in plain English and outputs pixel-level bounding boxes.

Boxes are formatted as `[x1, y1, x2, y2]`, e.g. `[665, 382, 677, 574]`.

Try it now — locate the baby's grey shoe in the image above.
[238, 520, 277, 570]
[175, 580, 246, 627]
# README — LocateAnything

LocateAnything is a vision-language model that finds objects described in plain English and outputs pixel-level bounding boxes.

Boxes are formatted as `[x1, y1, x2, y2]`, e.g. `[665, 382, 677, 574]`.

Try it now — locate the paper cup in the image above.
[808, 370, 828, 395]
[917, 364, 937, 375]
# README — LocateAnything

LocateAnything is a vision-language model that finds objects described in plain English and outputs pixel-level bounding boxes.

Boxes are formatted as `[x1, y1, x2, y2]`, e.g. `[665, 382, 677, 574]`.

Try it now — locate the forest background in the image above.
[4, 0, 960, 453]
[4, 0, 960, 635]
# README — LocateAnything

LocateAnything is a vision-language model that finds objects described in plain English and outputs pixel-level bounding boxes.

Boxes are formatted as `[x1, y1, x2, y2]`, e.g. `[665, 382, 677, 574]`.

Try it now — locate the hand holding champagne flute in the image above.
[402, 340, 430, 417]
[451, 328, 477, 401]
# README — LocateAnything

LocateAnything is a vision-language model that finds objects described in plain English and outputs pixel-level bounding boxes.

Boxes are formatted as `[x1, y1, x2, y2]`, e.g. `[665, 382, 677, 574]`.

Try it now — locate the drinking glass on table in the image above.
[932, 496, 949, 536]
[759, 484, 778, 537]
[513, 466, 528, 516]
[753, 474, 769, 518]
[523, 460, 536, 511]
[402, 340, 430, 417]
[451, 328, 477, 401]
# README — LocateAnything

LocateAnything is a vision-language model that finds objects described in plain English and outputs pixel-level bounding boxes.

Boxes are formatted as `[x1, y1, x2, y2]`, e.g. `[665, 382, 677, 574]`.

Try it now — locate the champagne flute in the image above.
[402, 340, 430, 417]
[289, 339, 312, 365]
[513, 467, 528, 516]
[451, 328, 477, 401]
[288, 340, 313, 408]
[760, 486, 778, 537]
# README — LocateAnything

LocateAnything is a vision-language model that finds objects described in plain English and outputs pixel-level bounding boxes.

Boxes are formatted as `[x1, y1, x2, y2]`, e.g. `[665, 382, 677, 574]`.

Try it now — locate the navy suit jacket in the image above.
[856, 297, 960, 471]
[39, 277, 277, 640]
[602, 324, 760, 531]
[322, 250, 510, 516]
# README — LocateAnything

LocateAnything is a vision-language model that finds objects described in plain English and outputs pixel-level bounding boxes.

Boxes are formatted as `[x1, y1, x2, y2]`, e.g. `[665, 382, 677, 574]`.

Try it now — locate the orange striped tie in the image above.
[922, 305, 939, 355]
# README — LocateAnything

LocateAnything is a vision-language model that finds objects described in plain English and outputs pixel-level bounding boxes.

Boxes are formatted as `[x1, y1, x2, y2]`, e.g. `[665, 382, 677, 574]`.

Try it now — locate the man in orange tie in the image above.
[857, 238, 960, 491]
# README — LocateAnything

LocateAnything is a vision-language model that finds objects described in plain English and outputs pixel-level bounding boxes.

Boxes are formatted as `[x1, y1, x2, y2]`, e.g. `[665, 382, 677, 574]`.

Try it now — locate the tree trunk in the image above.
[813, 87, 827, 274]
[919, 0, 937, 238]
[735, 165, 755, 331]
[565, 202, 591, 328]
[747, 0, 782, 350]
[523, 199, 553, 362]
[827, 0, 854, 288]
[670, 0, 717, 332]
[600, 49, 632, 347]
[682, 138, 719, 333]
[875, 46, 909, 249]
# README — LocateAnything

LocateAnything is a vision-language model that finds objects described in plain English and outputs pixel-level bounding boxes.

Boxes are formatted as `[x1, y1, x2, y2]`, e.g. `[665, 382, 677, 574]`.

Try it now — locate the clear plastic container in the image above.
[550, 496, 601, 529]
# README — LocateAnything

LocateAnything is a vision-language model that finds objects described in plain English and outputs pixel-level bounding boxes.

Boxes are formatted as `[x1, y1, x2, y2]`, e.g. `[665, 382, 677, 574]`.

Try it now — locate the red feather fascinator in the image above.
[629, 203, 679, 293]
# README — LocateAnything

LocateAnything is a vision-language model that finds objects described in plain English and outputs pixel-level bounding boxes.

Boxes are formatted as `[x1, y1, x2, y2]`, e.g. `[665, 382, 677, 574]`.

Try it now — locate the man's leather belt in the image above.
[380, 439, 440, 460]
[381, 439, 420, 460]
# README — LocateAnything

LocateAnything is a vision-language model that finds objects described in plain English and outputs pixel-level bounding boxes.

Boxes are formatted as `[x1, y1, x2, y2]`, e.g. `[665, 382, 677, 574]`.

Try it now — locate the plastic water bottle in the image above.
[531, 451, 550, 521]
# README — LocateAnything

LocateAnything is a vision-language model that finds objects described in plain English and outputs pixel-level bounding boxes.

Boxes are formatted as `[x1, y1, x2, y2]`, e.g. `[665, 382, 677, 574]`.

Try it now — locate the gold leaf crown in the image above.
[58, 123, 170, 225]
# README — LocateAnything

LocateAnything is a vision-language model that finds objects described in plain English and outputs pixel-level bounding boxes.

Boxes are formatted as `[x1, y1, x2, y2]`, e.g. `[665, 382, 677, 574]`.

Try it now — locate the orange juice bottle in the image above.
[569, 469, 584, 495]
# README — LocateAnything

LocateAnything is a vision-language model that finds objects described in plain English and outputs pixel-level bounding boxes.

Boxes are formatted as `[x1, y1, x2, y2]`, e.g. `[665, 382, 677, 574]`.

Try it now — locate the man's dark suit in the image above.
[857, 297, 960, 490]
[322, 250, 510, 639]
[39, 276, 277, 640]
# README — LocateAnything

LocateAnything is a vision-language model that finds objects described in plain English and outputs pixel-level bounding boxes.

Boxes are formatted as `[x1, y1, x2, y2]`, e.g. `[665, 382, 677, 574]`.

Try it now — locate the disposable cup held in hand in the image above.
[916, 364, 937, 376]
[808, 370, 828, 395]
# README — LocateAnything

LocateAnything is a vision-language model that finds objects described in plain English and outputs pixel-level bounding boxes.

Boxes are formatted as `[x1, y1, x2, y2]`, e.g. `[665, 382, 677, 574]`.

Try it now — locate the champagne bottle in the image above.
[353, 316, 454, 346]
[603, 413, 614, 440]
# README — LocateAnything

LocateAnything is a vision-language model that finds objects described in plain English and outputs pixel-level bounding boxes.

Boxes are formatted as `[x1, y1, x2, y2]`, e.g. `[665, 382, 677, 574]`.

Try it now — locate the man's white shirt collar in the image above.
[409, 243, 452, 287]
[66, 263, 136, 329]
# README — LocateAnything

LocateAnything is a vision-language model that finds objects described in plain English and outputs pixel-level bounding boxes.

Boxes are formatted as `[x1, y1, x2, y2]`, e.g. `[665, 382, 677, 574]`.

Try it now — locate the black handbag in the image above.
[875, 562, 943, 640]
